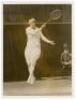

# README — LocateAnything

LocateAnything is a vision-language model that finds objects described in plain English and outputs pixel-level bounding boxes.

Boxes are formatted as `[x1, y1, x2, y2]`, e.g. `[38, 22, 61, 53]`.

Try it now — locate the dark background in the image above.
[3, 4, 71, 82]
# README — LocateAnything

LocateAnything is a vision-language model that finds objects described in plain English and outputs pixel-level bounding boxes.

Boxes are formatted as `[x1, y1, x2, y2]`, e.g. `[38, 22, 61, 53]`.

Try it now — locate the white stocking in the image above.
[27, 61, 36, 84]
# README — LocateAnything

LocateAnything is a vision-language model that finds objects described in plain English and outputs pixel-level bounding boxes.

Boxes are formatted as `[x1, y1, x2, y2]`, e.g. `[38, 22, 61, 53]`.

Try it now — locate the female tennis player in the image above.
[24, 18, 55, 84]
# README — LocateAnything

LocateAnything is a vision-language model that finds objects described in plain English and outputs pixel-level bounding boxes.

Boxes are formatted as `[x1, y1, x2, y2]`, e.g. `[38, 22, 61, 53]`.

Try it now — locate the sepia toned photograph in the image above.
[3, 4, 72, 96]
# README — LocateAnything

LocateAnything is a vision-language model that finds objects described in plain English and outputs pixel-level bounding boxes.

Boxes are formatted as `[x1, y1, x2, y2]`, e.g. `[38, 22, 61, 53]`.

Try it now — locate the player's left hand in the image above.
[50, 41, 56, 45]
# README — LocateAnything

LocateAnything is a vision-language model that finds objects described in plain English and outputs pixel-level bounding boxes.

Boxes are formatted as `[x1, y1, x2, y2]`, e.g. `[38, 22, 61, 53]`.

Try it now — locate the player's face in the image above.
[30, 21, 36, 28]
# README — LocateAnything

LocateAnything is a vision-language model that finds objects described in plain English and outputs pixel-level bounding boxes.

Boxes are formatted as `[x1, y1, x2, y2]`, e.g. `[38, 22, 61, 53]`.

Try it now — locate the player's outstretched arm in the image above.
[40, 32, 56, 46]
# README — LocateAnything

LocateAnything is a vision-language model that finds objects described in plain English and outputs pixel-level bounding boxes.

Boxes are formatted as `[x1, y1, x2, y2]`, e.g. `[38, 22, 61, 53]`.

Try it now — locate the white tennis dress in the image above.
[25, 26, 51, 64]
[24, 26, 51, 84]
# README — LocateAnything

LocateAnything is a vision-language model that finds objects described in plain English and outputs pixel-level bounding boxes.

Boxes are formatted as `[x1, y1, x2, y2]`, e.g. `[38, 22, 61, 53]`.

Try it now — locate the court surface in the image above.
[3, 76, 72, 96]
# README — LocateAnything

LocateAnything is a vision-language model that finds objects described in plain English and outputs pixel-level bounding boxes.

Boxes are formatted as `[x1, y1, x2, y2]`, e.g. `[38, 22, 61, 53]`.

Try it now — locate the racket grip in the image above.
[41, 23, 47, 29]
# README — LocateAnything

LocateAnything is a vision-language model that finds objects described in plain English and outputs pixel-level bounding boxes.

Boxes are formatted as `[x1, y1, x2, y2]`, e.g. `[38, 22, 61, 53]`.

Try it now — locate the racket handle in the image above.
[40, 18, 51, 30]
[40, 22, 47, 30]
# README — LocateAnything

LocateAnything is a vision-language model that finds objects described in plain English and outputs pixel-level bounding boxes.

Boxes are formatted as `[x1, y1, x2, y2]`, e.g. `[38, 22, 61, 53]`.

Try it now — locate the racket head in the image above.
[49, 9, 62, 20]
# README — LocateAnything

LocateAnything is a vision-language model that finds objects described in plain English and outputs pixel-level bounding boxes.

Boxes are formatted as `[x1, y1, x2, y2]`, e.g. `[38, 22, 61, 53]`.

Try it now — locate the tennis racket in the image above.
[41, 9, 62, 28]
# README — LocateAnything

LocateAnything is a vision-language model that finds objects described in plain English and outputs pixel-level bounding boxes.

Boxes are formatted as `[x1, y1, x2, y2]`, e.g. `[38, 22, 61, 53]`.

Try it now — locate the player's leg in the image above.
[24, 51, 31, 83]
[28, 60, 36, 84]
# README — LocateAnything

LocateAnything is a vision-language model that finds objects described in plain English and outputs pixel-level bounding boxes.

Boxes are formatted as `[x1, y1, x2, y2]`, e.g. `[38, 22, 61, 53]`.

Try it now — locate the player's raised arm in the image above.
[39, 23, 47, 31]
